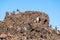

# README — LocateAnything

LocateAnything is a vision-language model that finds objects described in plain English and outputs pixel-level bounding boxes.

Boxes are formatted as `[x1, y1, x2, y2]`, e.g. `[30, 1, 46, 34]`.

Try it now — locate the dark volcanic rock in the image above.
[0, 10, 60, 40]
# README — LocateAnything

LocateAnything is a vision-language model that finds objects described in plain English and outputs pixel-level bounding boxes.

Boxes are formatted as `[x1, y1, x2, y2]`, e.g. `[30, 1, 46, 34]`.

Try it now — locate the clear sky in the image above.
[0, 0, 60, 30]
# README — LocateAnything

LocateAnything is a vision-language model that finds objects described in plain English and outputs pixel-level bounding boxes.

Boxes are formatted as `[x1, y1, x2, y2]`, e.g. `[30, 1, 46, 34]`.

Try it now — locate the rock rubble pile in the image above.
[0, 10, 60, 40]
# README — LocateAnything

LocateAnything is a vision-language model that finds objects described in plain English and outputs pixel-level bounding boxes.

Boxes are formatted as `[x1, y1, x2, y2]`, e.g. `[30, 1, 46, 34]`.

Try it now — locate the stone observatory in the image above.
[0, 10, 60, 40]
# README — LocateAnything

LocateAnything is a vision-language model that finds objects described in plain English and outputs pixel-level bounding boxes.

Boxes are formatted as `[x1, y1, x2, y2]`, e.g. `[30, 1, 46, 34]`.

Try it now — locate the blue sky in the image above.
[0, 0, 60, 30]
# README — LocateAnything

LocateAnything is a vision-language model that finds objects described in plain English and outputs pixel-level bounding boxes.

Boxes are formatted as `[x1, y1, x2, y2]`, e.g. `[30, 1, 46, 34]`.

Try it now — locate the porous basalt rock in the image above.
[0, 10, 60, 40]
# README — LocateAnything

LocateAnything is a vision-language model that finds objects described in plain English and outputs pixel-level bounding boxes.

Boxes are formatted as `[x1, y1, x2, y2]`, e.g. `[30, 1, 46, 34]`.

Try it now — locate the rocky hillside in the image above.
[0, 10, 60, 40]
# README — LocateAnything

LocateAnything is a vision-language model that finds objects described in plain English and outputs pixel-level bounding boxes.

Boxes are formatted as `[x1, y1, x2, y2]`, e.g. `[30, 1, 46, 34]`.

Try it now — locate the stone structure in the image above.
[0, 10, 60, 40]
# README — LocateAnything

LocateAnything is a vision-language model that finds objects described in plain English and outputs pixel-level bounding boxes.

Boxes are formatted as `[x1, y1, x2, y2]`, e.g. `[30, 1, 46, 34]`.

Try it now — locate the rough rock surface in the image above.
[0, 10, 60, 40]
